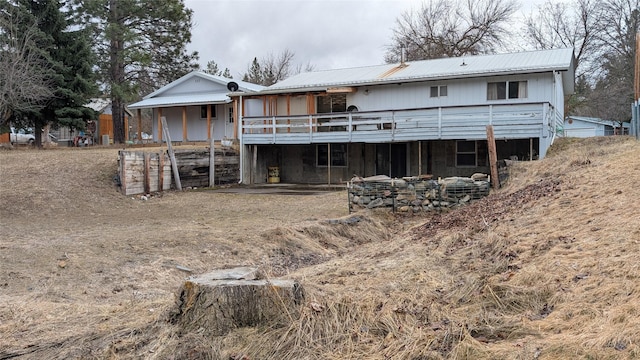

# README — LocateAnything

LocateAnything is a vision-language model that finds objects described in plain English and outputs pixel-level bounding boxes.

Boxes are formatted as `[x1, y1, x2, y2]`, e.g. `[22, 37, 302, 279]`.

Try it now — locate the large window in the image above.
[316, 94, 347, 113]
[456, 140, 477, 167]
[430, 85, 448, 98]
[317, 144, 347, 167]
[487, 81, 527, 100]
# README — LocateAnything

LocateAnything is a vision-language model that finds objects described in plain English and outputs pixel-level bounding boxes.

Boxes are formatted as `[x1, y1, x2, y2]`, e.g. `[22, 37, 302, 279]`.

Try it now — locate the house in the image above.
[128, 72, 264, 143]
[230, 48, 576, 184]
[563, 115, 630, 137]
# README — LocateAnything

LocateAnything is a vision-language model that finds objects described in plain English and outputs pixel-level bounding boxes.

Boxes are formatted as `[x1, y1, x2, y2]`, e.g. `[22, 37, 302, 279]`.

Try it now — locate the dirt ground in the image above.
[2, 137, 640, 359]
[0, 146, 353, 358]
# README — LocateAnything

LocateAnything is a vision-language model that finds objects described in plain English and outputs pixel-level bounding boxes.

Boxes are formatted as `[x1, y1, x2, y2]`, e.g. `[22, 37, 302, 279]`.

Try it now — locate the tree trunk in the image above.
[170, 267, 305, 336]
[109, 0, 125, 144]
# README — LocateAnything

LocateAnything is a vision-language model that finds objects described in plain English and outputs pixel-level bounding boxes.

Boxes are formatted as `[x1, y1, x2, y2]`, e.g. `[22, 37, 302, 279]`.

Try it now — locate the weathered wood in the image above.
[209, 122, 215, 186]
[486, 125, 499, 189]
[161, 116, 182, 191]
[144, 152, 151, 194]
[171, 267, 304, 337]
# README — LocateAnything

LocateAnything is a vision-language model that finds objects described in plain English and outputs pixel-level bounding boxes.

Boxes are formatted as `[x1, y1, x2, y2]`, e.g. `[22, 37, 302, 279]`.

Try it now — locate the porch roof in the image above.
[128, 92, 230, 110]
[260, 48, 575, 95]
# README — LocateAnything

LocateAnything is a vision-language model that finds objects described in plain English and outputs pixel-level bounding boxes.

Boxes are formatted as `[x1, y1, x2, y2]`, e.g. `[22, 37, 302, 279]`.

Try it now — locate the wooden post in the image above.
[182, 106, 187, 143]
[159, 152, 164, 191]
[209, 121, 215, 187]
[161, 116, 182, 191]
[252, 145, 257, 184]
[327, 143, 331, 185]
[486, 125, 499, 190]
[207, 104, 212, 140]
[157, 108, 163, 142]
[529, 138, 533, 161]
[418, 141, 422, 175]
[144, 152, 151, 194]
[137, 109, 142, 143]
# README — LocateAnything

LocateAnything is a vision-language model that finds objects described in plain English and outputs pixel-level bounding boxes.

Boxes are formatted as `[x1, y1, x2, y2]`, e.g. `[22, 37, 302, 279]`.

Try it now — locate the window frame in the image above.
[200, 105, 217, 119]
[456, 140, 477, 167]
[487, 81, 527, 100]
[317, 143, 347, 167]
[430, 85, 448, 98]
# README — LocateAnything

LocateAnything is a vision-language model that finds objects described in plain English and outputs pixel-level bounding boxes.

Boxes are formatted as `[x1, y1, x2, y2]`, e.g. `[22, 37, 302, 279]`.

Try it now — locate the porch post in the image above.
[327, 143, 331, 185]
[418, 141, 422, 175]
[137, 109, 142, 143]
[207, 104, 212, 140]
[157, 108, 163, 142]
[182, 106, 187, 142]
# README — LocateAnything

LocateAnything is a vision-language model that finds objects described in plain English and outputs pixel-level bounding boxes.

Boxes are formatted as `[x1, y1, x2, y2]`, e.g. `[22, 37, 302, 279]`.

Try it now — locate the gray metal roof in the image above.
[265, 48, 575, 93]
[128, 71, 264, 109]
[128, 93, 230, 109]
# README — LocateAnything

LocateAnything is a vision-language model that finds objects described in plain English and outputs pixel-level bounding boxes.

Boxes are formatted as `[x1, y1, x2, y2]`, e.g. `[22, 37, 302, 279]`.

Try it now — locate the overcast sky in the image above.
[184, 0, 541, 79]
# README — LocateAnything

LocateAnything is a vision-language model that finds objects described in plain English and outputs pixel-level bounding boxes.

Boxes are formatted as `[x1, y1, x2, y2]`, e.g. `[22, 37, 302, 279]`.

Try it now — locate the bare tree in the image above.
[260, 49, 295, 86]
[523, 0, 602, 79]
[0, 11, 53, 125]
[385, 0, 518, 62]
[243, 49, 309, 86]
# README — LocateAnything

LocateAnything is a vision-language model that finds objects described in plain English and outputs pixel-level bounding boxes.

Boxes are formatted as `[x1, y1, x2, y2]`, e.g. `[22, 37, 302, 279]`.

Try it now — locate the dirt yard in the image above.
[2, 137, 640, 359]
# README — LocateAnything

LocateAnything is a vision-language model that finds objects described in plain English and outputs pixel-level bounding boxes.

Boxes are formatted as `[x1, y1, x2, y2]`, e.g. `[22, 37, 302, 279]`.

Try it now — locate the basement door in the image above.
[375, 143, 407, 178]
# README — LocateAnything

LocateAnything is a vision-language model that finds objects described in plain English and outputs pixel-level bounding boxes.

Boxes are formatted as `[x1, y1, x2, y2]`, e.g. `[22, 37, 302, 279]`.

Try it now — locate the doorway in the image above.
[375, 143, 407, 178]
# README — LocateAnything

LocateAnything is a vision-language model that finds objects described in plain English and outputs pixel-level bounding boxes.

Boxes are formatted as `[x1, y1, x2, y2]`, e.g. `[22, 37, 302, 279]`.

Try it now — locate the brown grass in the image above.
[1, 136, 640, 359]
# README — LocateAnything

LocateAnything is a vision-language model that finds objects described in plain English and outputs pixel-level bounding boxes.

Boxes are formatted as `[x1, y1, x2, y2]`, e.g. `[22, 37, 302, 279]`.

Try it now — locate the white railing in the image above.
[241, 103, 549, 144]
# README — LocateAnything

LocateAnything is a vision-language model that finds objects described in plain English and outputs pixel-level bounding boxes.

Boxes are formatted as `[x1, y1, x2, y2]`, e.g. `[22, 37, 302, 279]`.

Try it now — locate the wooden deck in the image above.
[240, 102, 562, 145]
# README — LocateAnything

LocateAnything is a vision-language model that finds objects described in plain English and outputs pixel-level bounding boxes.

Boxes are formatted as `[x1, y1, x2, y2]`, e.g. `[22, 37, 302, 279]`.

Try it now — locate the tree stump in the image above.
[171, 267, 305, 336]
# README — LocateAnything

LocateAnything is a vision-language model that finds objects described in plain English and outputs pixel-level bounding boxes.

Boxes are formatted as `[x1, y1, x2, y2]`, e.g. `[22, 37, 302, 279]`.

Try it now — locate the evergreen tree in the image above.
[7, 0, 97, 147]
[205, 60, 220, 75]
[73, 0, 199, 143]
[243, 57, 263, 84]
[221, 68, 232, 79]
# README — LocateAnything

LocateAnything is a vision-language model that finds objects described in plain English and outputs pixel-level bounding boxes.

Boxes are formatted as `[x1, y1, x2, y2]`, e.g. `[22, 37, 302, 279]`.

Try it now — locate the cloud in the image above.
[185, 0, 422, 77]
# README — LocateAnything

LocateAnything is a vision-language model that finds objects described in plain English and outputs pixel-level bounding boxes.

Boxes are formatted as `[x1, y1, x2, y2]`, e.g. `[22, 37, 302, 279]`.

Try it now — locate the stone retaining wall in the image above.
[348, 174, 491, 213]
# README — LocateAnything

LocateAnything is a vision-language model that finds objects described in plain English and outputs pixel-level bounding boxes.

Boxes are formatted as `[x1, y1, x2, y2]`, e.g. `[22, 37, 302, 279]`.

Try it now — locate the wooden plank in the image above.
[159, 152, 164, 191]
[144, 152, 151, 194]
[161, 116, 182, 191]
[157, 108, 163, 142]
[209, 121, 215, 186]
[486, 125, 499, 190]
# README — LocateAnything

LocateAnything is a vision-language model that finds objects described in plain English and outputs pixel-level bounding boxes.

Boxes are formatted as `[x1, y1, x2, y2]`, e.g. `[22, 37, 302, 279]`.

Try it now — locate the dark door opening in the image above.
[376, 143, 407, 178]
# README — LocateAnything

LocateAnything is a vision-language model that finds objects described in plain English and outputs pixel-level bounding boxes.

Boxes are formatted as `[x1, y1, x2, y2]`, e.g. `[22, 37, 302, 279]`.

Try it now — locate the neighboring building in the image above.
[128, 72, 264, 142]
[231, 48, 576, 184]
[563, 115, 630, 137]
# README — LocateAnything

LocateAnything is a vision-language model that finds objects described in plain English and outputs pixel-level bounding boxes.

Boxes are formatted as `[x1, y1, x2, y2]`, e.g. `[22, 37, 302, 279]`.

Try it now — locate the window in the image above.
[430, 85, 447, 98]
[316, 94, 347, 113]
[456, 140, 477, 167]
[200, 105, 216, 119]
[228, 107, 234, 123]
[487, 81, 527, 100]
[317, 144, 347, 167]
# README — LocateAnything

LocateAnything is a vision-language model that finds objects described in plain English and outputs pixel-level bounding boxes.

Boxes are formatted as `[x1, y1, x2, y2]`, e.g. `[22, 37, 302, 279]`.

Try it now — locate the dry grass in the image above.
[1, 137, 640, 359]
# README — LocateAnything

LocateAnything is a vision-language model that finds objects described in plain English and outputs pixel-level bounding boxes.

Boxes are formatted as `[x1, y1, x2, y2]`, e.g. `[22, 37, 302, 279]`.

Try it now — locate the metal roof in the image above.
[85, 98, 133, 116]
[128, 93, 230, 109]
[264, 48, 575, 94]
[129, 71, 264, 109]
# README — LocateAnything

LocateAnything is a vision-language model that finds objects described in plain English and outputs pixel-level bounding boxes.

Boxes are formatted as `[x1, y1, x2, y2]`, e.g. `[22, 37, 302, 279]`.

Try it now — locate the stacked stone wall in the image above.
[348, 174, 491, 213]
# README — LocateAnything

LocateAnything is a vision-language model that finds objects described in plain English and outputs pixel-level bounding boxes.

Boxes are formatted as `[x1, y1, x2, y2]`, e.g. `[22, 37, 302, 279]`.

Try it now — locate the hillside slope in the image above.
[1, 137, 639, 359]
[154, 136, 640, 360]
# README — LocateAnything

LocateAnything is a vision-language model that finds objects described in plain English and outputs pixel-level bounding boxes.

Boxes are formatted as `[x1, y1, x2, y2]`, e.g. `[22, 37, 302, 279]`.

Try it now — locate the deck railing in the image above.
[241, 102, 555, 145]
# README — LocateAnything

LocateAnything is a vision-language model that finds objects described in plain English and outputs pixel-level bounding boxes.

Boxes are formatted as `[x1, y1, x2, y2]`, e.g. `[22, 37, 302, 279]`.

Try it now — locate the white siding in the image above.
[162, 77, 228, 96]
[345, 73, 555, 112]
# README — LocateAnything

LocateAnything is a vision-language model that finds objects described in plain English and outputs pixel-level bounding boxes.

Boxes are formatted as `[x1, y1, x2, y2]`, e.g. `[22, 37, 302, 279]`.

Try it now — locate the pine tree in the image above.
[73, 0, 199, 143]
[222, 68, 232, 79]
[243, 57, 263, 85]
[8, 0, 97, 147]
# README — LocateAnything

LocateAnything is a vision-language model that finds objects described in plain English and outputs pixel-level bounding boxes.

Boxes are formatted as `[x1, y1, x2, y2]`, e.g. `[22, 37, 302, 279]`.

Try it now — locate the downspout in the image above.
[238, 95, 244, 184]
